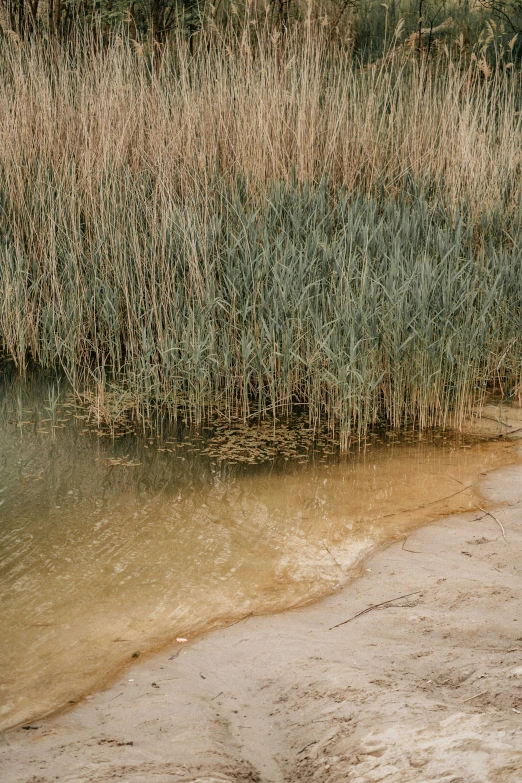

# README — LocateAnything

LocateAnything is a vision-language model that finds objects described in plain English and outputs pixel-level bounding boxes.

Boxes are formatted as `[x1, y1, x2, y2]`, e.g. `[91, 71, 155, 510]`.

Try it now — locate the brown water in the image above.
[0, 374, 517, 731]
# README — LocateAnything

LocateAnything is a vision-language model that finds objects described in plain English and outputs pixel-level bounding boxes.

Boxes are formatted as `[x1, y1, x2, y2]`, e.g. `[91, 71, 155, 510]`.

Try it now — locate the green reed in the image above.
[1, 174, 521, 449]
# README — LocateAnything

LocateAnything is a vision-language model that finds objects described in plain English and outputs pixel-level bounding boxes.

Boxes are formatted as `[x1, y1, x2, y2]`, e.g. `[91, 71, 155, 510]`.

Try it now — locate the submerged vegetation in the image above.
[1, 30, 521, 448]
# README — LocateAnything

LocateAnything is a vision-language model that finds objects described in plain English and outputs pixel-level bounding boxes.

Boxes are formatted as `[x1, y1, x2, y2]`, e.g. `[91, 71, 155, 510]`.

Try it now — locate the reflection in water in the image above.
[0, 372, 517, 730]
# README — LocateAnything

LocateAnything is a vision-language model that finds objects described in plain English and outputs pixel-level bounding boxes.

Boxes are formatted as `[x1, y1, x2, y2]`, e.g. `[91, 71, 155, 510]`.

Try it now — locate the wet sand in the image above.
[2, 419, 522, 781]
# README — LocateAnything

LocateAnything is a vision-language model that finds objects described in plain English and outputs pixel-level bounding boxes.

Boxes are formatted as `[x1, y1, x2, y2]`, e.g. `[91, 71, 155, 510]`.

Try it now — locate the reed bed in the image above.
[1, 32, 521, 447]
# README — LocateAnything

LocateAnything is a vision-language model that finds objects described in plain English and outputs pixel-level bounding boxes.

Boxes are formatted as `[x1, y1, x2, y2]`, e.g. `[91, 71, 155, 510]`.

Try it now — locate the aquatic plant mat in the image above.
[1, 33, 522, 447]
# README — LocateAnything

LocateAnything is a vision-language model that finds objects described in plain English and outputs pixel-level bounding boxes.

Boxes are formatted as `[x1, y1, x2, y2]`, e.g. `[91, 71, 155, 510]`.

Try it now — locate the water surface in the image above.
[0, 375, 517, 730]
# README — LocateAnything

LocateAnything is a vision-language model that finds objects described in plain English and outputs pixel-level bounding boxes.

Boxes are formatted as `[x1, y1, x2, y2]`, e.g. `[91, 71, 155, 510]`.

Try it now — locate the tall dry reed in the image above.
[1, 29, 520, 207]
[0, 31, 521, 445]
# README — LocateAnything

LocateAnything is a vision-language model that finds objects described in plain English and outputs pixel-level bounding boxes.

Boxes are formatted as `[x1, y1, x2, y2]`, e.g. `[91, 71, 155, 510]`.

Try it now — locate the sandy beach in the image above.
[2, 429, 522, 782]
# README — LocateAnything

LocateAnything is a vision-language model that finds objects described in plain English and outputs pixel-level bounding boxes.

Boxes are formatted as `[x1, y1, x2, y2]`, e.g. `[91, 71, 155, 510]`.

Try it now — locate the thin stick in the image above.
[479, 415, 512, 427]
[323, 544, 344, 573]
[227, 612, 253, 627]
[402, 536, 422, 554]
[298, 740, 318, 754]
[461, 690, 488, 703]
[478, 506, 506, 540]
[381, 485, 472, 518]
[505, 427, 522, 437]
[329, 591, 423, 630]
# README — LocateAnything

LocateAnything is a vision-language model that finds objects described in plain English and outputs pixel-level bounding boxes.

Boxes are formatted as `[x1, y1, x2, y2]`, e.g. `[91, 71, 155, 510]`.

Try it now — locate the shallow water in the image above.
[0, 375, 517, 731]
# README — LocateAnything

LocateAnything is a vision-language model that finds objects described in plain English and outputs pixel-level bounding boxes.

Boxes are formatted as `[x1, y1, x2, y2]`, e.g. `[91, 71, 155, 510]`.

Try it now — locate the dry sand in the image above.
[2, 431, 522, 782]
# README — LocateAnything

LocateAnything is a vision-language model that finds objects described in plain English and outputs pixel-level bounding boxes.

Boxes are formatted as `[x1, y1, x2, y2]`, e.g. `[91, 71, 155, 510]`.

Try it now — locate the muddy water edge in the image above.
[0, 372, 519, 731]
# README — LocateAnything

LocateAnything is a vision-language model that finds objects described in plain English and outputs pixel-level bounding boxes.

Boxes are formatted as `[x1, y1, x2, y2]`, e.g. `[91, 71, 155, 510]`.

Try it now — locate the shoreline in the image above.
[2, 427, 522, 781]
[2, 406, 518, 736]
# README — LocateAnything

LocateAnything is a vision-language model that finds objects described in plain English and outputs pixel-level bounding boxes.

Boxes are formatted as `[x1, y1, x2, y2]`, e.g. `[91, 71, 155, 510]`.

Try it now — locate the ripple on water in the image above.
[0, 376, 518, 730]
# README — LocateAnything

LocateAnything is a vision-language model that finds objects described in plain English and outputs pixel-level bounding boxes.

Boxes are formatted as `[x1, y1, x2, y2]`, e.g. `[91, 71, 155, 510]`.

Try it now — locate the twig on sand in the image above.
[298, 740, 318, 754]
[402, 536, 422, 553]
[329, 591, 423, 630]
[478, 506, 506, 540]
[227, 612, 253, 627]
[461, 690, 489, 703]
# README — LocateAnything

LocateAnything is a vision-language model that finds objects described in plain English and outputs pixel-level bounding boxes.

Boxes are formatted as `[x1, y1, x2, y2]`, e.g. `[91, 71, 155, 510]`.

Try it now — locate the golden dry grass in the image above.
[0, 30, 520, 207]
